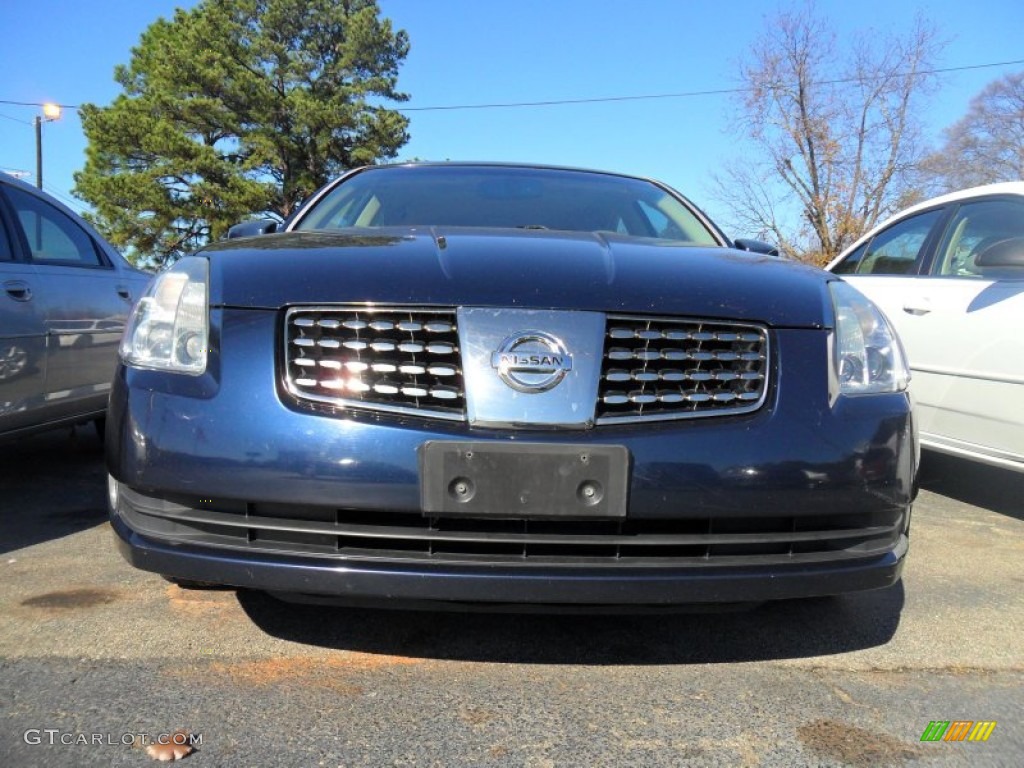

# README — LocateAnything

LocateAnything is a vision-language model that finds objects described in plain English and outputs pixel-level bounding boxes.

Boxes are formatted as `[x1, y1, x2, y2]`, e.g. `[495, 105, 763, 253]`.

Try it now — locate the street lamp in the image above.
[34, 103, 62, 190]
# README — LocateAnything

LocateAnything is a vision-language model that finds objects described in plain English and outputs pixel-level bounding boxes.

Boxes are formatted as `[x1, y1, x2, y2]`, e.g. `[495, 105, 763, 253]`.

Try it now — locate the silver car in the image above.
[0, 173, 151, 439]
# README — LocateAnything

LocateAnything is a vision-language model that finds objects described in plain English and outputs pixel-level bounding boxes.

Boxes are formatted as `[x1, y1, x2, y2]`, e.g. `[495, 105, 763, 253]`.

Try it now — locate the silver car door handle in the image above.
[3, 280, 32, 302]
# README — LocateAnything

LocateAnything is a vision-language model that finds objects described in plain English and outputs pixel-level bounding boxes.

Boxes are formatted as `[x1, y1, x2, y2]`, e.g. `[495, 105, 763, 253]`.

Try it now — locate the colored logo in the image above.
[920, 721, 996, 742]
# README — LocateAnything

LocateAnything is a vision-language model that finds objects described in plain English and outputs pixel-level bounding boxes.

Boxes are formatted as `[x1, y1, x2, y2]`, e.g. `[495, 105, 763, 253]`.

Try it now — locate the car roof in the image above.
[1, 169, 70, 199]
[362, 161, 655, 182]
[893, 181, 1024, 216]
[827, 181, 1024, 268]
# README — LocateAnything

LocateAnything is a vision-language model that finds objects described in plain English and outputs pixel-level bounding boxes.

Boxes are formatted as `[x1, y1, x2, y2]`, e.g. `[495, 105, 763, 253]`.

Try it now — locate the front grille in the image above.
[120, 487, 903, 567]
[283, 307, 769, 425]
[596, 315, 769, 423]
[284, 307, 465, 420]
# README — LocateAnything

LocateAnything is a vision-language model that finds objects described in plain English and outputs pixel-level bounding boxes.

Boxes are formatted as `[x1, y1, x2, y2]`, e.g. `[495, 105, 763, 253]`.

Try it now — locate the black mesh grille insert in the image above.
[284, 307, 465, 419]
[597, 315, 769, 422]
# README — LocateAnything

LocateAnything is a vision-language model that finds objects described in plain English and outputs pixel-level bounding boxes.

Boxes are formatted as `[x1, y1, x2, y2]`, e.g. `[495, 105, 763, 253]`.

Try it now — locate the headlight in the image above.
[120, 258, 209, 375]
[829, 280, 909, 395]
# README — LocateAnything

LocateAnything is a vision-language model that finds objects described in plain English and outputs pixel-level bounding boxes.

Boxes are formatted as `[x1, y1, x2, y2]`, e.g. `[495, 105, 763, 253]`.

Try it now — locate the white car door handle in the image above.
[902, 299, 931, 316]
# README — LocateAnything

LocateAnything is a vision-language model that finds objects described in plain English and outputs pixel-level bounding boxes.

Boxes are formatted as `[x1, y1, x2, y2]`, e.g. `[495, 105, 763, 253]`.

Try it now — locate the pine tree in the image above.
[74, 0, 409, 265]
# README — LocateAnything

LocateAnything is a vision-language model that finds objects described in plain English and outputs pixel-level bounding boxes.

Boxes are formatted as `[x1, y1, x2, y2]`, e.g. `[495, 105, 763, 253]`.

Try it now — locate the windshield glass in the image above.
[292, 165, 721, 245]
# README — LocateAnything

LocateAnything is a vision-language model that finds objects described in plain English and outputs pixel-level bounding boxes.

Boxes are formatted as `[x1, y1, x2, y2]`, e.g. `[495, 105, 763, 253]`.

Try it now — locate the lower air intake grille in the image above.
[119, 487, 904, 567]
[597, 315, 769, 423]
[284, 307, 465, 420]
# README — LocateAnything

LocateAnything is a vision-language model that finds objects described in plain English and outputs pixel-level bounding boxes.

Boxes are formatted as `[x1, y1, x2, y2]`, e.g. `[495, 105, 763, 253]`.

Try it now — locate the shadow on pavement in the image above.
[918, 450, 1024, 520]
[236, 581, 904, 665]
[0, 426, 109, 555]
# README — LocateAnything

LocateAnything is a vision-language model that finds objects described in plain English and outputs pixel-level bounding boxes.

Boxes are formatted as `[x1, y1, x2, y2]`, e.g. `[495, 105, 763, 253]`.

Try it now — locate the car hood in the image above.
[203, 228, 832, 327]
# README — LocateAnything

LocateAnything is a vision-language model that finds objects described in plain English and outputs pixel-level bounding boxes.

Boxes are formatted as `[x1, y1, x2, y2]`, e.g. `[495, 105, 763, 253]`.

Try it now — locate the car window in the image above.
[848, 209, 943, 276]
[830, 242, 868, 274]
[934, 199, 1024, 277]
[4, 186, 104, 267]
[294, 166, 720, 245]
[634, 198, 706, 240]
[0, 207, 12, 261]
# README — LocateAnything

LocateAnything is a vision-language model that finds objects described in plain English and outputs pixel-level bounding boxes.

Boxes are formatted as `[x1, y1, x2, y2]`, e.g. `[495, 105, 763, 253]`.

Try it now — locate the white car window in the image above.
[831, 242, 867, 274]
[850, 209, 943, 276]
[934, 199, 1024, 277]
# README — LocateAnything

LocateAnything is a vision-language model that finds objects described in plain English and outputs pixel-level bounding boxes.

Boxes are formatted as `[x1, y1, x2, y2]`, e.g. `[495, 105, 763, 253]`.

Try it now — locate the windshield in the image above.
[291, 165, 721, 245]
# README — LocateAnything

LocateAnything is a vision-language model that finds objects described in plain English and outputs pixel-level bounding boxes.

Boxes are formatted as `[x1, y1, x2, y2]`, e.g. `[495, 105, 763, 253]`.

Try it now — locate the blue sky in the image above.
[1, 0, 1023, 235]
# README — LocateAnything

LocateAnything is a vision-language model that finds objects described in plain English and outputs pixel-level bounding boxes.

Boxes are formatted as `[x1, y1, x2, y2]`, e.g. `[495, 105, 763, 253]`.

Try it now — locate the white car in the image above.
[827, 182, 1024, 473]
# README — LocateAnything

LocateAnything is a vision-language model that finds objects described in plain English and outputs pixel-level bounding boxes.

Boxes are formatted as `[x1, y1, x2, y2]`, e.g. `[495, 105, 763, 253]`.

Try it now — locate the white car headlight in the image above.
[830, 280, 909, 395]
[120, 258, 209, 375]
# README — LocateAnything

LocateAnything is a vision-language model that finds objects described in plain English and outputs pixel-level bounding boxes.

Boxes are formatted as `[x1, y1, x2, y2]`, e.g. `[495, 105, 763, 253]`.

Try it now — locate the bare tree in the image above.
[920, 70, 1024, 194]
[712, 5, 942, 264]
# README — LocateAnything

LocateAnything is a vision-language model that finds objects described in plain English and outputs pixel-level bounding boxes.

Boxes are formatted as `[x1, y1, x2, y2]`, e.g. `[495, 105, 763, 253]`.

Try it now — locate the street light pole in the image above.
[34, 116, 43, 189]
[34, 103, 62, 190]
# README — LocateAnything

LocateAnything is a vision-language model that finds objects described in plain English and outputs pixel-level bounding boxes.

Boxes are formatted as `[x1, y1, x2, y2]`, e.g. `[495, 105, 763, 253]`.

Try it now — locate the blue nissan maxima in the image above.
[106, 163, 917, 609]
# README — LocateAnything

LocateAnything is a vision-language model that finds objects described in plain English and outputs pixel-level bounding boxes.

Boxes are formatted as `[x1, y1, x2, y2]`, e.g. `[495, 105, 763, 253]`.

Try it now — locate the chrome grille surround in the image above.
[284, 306, 465, 420]
[596, 315, 770, 423]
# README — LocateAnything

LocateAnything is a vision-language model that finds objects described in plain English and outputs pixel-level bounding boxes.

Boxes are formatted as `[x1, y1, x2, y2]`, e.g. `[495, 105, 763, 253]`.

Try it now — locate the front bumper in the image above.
[110, 512, 907, 605]
[107, 310, 916, 607]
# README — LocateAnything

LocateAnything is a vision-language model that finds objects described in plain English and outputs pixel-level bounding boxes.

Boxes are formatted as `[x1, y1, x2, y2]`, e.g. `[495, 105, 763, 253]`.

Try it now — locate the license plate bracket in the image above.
[419, 441, 629, 519]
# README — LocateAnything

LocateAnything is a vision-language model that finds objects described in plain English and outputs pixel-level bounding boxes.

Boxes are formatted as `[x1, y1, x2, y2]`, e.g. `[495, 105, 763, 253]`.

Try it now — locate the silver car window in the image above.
[5, 187, 103, 267]
[0, 208, 12, 261]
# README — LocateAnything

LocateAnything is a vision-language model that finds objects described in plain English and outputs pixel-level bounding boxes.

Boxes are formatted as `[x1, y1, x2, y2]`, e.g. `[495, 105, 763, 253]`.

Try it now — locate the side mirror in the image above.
[733, 238, 781, 257]
[227, 219, 279, 239]
[975, 237, 1024, 269]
